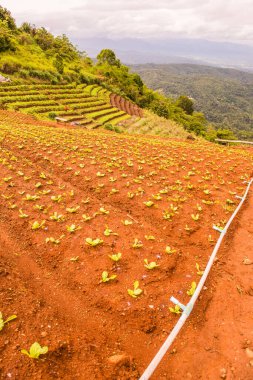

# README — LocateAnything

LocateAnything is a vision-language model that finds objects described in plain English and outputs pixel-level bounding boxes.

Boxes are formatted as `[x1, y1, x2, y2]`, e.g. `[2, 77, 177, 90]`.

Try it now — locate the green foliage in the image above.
[177, 95, 194, 115]
[21, 342, 48, 359]
[0, 20, 15, 52]
[97, 49, 121, 67]
[0, 312, 17, 331]
[0, 6, 16, 30]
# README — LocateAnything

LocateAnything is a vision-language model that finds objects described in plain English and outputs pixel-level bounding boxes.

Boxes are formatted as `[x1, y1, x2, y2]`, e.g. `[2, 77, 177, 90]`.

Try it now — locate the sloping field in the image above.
[0, 83, 139, 129]
[0, 110, 253, 379]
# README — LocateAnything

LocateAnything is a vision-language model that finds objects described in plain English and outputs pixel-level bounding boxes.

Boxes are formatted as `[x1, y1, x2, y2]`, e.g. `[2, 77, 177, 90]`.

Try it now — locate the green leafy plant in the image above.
[128, 281, 143, 298]
[100, 271, 117, 283]
[187, 282, 197, 296]
[31, 220, 45, 230]
[165, 246, 177, 254]
[104, 226, 118, 236]
[66, 206, 80, 213]
[132, 239, 143, 248]
[108, 253, 122, 262]
[66, 224, 81, 233]
[144, 259, 159, 270]
[169, 305, 182, 314]
[196, 263, 204, 275]
[85, 238, 103, 247]
[121, 219, 133, 226]
[0, 312, 17, 331]
[21, 342, 48, 359]
[191, 213, 200, 221]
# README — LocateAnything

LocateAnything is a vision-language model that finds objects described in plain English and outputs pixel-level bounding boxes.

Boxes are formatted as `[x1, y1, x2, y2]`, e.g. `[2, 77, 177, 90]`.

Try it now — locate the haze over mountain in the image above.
[75, 37, 253, 71]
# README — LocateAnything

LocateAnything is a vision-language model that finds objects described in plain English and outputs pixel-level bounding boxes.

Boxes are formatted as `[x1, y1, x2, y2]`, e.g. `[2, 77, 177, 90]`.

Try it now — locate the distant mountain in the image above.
[74, 37, 253, 71]
[130, 63, 253, 139]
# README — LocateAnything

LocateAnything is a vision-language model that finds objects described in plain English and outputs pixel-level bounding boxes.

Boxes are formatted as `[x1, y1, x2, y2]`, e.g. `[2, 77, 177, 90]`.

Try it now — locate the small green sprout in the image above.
[128, 281, 143, 298]
[19, 209, 29, 218]
[35, 182, 42, 188]
[50, 212, 65, 222]
[66, 224, 81, 233]
[23, 194, 40, 201]
[187, 282, 197, 296]
[165, 246, 177, 254]
[99, 207, 109, 214]
[82, 214, 92, 221]
[144, 201, 154, 207]
[51, 195, 62, 202]
[169, 305, 182, 314]
[0, 312, 17, 331]
[108, 253, 122, 262]
[21, 342, 48, 359]
[144, 259, 159, 270]
[191, 213, 200, 221]
[196, 263, 204, 275]
[66, 206, 80, 213]
[45, 236, 64, 244]
[121, 219, 133, 226]
[132, 239, 143, 248]
[145, 235, 155, 240]
[100, 271, 117, 283]
[31, 220, 45, 230]
[85, 238, 103, 247]
[104, 226, 118, 236]
[70, 256, 79, 262]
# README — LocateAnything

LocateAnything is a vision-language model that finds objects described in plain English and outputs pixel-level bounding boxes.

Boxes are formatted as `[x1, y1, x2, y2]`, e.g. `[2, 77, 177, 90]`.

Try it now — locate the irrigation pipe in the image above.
[139, 178, 253, 380]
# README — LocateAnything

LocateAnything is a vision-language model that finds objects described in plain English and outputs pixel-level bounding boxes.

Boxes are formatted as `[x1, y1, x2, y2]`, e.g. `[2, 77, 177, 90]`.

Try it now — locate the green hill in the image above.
[0, 6, 231, 141]
[131, 63, 253, 140]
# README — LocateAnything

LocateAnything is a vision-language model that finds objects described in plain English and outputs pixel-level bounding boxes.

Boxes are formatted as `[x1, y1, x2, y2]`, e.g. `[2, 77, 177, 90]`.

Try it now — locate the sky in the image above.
[1, 0, 253, 45]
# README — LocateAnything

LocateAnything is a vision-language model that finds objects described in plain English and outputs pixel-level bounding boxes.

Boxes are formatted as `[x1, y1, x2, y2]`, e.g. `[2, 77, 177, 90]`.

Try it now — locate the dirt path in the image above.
[151, 193, 253, 379]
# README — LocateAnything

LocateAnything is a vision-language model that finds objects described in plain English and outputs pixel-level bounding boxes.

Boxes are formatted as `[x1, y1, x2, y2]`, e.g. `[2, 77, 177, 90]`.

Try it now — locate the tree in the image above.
[177, 95, 194, 115]
[0, 20, 14, 52]
[0, 6, 16, 30]
[53, 54, 64, 74]
[97, 49, 121, 67]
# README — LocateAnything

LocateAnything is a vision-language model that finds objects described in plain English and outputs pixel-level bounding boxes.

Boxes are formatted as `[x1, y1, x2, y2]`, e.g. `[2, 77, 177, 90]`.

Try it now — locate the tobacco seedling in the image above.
[66, 224, 81, 233]
[144, 259, 159, 270]
[104, 226, 118, 236]
[19, 209, 29, 218]
[121, 219, 133, 226]
[82, 214, 92, 222]
[0, 312, 17, 331]
[187, 282, 197, 296]
[144, 201, 154, 207]
[21, 342, 48, 359]
[100, 271, 117, 283]
[128, 281, 143, 298]
[191, 213, 200, 221]
[66, 206, 80, 213]
[169, 305, 182, 314]
[165, 246, 177, 254]
[132, 239, 143, 248]
[196, 263, 204, 275]
[31, 220, 45, 230]
[108, 253, 122, 262]
[85, 238, 103, 247]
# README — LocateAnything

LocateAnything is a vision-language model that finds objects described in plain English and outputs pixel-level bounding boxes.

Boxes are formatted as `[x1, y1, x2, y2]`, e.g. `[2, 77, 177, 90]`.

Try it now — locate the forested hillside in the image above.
[0, 6, 233, 141]
[131, 64, 253, 140]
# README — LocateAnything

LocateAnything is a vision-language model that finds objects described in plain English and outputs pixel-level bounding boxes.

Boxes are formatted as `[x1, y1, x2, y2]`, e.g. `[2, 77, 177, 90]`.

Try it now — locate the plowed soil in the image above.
[0, 110, 252, 379]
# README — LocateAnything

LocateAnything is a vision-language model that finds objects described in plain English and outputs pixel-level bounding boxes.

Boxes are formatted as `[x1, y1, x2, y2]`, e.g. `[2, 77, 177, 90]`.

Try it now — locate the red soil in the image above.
[0, 110, 252, 379]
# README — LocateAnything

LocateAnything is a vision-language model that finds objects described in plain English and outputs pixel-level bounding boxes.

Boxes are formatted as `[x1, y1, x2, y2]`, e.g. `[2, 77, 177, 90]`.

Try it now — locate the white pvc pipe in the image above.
[139, 178, 253, 380]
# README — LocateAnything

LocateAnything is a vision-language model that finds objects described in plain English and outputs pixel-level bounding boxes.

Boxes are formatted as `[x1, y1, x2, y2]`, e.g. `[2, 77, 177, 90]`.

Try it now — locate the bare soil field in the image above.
[0, 110, 252, 379]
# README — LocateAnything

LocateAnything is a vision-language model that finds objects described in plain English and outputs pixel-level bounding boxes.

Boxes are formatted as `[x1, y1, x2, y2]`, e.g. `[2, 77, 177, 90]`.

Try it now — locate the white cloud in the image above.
[1, 0, 253, 44]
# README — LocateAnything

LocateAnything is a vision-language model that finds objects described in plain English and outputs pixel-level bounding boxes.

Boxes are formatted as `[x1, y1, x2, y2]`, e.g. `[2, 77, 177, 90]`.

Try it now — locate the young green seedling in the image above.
[85, 238, 103, 247]
[187, 282, 197, 296]
[100, 271, 117, 283]
[0, 312, 17, 331]
[121, 219, 133, 226]
[19, 209, 29, 218]
[66, 206, 80, 213]
[144, 201, 154, 207]
[132, 239, 143, 248]
[191, 213, 200, 221]
[196, 263, 204, 275]
[128, 281, 143, 298]
[108, 253, 122, 262]
[31, 220, 45, 230]
[144, 259, 159, 270]
[21, 342, 48, 359]
[165, 246, 177, 254]
[169, 305, 182, 314]
[66, 224, 81, 233]
[104, 226, 118, 236]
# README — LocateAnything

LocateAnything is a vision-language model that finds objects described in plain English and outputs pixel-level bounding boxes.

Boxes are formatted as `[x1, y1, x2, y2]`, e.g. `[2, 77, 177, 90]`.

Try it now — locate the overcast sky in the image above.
[1, 0, 253, 45]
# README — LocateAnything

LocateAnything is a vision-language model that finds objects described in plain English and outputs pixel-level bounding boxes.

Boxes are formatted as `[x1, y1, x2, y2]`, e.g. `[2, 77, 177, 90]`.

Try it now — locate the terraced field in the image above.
[0, 110, 253, 379]
[0, 83, 142, 129]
